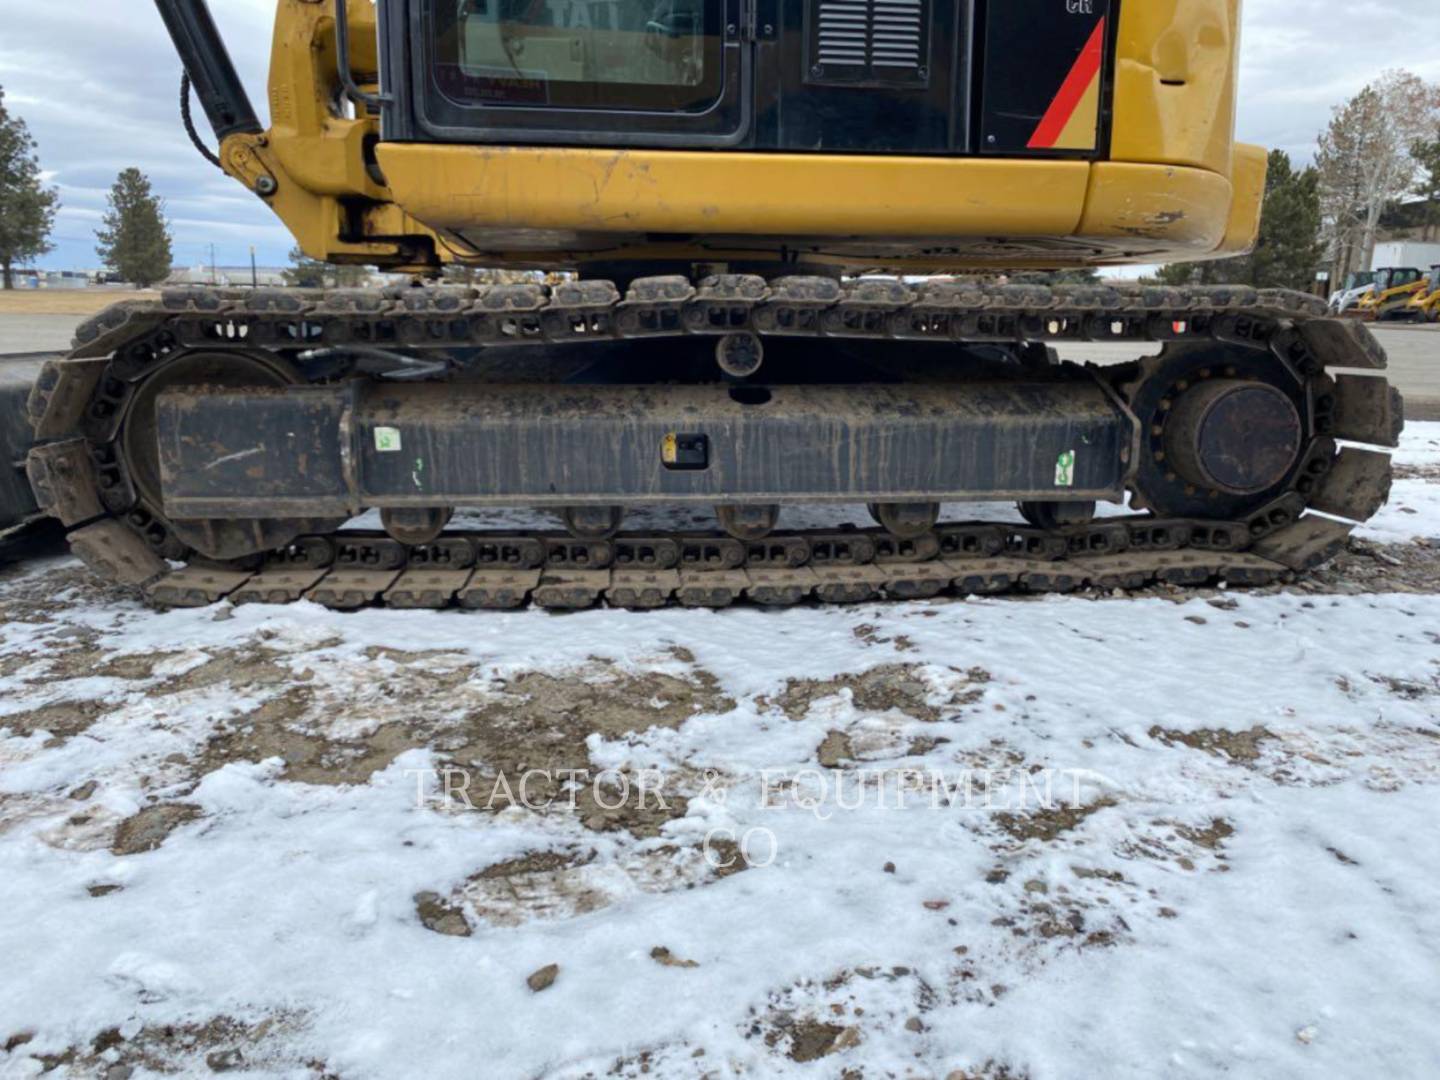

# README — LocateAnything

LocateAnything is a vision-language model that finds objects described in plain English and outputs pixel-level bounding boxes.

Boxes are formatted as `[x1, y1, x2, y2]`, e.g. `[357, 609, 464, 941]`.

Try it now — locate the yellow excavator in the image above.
[15, 0, 1402, 609]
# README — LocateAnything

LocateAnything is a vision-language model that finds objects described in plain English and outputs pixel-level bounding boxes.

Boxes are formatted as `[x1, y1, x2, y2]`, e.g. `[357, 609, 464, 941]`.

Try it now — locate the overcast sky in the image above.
[2, 0, 1439, 272]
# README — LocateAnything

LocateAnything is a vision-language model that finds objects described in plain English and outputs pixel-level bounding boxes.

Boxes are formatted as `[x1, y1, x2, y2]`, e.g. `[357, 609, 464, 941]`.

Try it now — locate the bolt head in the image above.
[255, 176, 278, 197]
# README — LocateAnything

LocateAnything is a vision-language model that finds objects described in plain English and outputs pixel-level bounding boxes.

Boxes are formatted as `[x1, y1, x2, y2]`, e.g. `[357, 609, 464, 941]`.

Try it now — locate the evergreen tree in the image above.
[1245, 151, 1325, 290]
[1008, 269, 1101, 286]
[0, 86, 60, 290]
[1413, 138, 1440, 242]
[1157, 150, 1323, 291]
[95, 168, 173, 287]
[283, 246, 369, 288]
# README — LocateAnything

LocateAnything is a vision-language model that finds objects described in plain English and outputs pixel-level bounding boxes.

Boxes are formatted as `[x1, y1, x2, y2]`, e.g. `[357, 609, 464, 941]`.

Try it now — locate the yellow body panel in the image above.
[1404, 281, 1440, 321]
[1356, 279, 1427, 319]
[1110, 0, 1241, 175]
[375, 145, 1239, 270]
[226, 0, 1263, 273]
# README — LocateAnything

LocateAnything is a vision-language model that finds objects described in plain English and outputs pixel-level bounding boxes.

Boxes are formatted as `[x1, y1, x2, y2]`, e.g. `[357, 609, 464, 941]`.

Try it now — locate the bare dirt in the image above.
[763, 664, 991, 723]
[0, 289, 157, 316]
[9, 1012, 329, 1079]
[1148, 726, 1275, 763]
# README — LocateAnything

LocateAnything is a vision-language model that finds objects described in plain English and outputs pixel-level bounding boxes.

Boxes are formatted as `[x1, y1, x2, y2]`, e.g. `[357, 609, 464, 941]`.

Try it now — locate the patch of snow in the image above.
[0, 426, 1438, 1079]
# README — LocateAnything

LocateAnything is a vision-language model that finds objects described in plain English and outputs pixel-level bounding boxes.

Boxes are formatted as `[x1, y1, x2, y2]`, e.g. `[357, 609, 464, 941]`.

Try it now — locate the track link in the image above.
[24, 279, 1402, 612]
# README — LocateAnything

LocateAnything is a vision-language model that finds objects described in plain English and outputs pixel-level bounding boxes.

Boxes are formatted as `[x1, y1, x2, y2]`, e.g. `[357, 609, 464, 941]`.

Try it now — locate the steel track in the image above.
[23, 279, 1402, 612]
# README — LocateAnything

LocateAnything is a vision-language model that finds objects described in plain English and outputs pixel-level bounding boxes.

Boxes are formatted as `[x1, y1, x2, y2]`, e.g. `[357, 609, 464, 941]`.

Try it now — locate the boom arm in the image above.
[152, 0, 262, 140]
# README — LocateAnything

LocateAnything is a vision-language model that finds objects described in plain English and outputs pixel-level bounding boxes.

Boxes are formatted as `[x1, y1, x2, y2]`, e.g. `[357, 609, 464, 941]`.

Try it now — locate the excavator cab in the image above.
[16, 0, 1405, 611]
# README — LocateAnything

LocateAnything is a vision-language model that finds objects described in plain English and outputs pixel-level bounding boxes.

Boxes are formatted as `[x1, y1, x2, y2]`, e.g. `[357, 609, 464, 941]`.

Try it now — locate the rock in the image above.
[87, 883, 123, 898]
[786, 1021, 860, 1062]
[527, 963, 560, 993]
[68, 780, 98, 801]
[817, 730, 854, 768]
[650, 946, 699, 969]
[904, 1017, 924, 1033]
[206, 1048, 244, 1072]
[883, 862, 896, 874]
[414, 892, 471, 937]
[105, 1066, 135, 1080]
[110, 803, 202, 855]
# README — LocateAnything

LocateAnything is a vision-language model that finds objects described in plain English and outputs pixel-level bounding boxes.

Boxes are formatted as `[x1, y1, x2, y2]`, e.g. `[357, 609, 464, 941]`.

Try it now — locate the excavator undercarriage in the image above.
[6, 0, 1407, 606]
[23, 278, 1401, 610]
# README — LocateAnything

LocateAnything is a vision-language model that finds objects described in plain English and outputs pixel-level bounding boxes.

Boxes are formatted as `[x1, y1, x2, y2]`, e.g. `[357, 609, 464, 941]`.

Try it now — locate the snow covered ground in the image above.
[2, 429, 1439, 1080]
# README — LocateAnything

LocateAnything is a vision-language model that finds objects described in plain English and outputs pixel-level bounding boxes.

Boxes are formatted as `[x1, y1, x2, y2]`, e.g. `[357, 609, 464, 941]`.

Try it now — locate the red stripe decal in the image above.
[1027, 17, 1107, 150]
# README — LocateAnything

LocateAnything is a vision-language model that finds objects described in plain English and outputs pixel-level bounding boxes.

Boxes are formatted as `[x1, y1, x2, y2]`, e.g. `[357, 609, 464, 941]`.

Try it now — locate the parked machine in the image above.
[1329, 270, 1377, 314]
[16, 0, 1403, 609]
[1350, 266, 1427, 321]
[1399, 266, 1440, 323]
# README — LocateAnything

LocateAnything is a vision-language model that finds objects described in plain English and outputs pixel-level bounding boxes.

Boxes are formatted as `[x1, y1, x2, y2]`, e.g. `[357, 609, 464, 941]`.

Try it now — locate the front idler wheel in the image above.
[116, 349, 340, 562]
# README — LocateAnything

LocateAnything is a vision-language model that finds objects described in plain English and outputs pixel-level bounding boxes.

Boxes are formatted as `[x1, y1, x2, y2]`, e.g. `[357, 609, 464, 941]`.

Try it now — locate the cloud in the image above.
[0, 1, 277, 271]
[1, 0, 1437, 273]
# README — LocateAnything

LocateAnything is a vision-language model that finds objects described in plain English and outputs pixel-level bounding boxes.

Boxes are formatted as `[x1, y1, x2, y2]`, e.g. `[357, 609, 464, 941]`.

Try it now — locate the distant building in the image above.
[166, 266, 290, 288]
[1370, 241, 1440, 272]
[9, 269, 89, 290]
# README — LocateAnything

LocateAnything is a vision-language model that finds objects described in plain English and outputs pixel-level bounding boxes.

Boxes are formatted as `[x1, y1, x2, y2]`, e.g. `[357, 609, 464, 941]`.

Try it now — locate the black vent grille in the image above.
[808, 0, 931, 86]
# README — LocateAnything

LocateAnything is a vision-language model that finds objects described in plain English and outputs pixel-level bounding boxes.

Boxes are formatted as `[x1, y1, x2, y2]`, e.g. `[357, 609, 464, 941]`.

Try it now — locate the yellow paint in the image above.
[1110, 0, 1240, 175]
[234, 0, 1260, 273]
[1356, 278, 1428, 319]
[1051, 74, 1103, 152]
[376, 146, 1092, 237]
[1199, 142, 1266, 263]
[379, 145, 1243, 263]
[1077, 162, 1232, 254]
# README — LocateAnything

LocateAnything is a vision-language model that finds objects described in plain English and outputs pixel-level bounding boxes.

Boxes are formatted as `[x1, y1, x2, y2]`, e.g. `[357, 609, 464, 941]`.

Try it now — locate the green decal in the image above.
[1055, 450, 1076, 488]
[374, 426, 402, 453]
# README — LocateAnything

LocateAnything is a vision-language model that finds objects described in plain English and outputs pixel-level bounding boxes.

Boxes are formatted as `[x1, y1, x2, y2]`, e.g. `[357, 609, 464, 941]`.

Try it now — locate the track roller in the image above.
[1018, 501, 1097, 530]
[382, 507, 453, 546]
[868, 503, 940, 540]
[716, 504, 780, 541]
[561, 505, 626, 539]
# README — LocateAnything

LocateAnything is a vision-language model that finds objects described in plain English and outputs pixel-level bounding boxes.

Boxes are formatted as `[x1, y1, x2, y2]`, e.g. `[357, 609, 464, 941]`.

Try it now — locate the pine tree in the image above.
[95, 168, 173, 288]
[0, 85, 60, 290]
[1157, 150, 1323, 291]
[1246, 151, 1325, 290]
[1413, 138, 1440, 242]
[283, 246, 370, 288]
